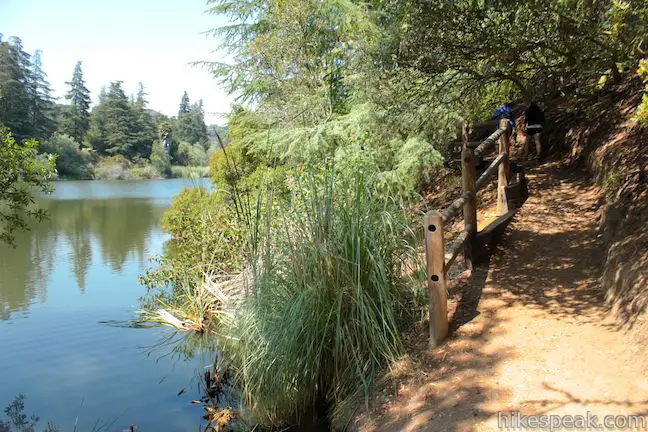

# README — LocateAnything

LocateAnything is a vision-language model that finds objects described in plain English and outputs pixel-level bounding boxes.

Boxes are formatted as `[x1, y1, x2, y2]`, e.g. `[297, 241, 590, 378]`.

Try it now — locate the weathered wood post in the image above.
[425, 210, 448, 349]
[497, 119, 511, 215]
[461, 122, 477, 269]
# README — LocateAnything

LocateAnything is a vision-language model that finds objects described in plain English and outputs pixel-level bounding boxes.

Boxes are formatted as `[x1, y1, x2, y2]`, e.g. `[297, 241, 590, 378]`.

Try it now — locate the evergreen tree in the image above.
[103, 81, 136, 156]
[27, 50, 57, 140]
[131, 82, 156, 159]
[0, 36, 31, 139]
[178, 91, 190, 117]
[176, 92, 208, 147]
[88, 81, 137, 156]
[61, 61, 91, 145]
[190, 100, 209, 149]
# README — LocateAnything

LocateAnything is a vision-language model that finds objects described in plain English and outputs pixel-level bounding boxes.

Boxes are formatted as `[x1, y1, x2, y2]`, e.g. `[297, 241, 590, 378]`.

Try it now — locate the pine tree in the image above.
[131, 82, 156, 159]
[27, 50, 57, 140]
[62, 61, 91, 145]
[0, 36, 31, 139]
[87, 81, 137, 156]
[191, 99, 209, 149]
[178, 91, 190, 117]
[176, 92, 208, 147]
[104, 81, 136, 156]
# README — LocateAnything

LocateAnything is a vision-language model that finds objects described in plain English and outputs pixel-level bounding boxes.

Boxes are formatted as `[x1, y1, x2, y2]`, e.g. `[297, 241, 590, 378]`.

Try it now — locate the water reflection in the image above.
[0, 178, 207, 320]
[0, 178, 211, 431]
[0, 198, 165, 320]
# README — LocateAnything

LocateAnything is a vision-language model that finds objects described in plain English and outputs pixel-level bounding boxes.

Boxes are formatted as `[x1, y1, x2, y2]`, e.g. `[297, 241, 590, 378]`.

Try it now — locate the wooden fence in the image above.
[425, 118, 528, 348]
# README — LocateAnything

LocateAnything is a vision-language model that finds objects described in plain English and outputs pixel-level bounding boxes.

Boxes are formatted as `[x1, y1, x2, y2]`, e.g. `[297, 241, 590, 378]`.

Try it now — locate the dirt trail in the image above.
[352, 159, 648, 431]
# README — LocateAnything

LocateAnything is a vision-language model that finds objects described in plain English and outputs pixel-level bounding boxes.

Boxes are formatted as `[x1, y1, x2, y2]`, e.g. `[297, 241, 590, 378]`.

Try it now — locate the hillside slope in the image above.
[547, 76, 648, 337]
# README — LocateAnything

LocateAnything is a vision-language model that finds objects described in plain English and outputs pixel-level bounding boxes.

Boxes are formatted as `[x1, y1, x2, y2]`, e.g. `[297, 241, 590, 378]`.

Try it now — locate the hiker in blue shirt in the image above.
[495, 103, 516, 132]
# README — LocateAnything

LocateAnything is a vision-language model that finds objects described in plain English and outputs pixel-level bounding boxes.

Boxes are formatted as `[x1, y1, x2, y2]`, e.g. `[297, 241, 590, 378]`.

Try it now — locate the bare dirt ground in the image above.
[351, 158, 648, 431]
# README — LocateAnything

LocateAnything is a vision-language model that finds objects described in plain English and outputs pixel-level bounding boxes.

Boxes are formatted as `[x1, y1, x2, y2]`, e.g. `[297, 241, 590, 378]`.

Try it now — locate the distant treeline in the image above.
[0, 34, 229, 179]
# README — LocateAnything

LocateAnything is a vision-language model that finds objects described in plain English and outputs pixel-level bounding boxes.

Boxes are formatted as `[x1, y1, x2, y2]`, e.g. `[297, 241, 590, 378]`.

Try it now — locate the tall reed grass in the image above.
[223, 165, 423, 426]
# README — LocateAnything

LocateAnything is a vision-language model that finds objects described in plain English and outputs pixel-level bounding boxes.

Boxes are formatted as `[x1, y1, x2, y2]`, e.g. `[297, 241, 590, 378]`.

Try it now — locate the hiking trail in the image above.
[352, 158, 648, 431]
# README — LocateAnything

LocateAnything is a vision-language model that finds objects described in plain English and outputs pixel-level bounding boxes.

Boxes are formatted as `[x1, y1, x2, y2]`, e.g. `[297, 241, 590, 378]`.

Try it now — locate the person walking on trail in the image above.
[495, 103, 516, 133]
[524, 102, 545, 159]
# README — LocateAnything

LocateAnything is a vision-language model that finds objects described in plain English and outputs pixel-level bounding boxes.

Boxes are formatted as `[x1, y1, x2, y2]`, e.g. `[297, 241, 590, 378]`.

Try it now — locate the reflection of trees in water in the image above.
[0, 198, 167, 320]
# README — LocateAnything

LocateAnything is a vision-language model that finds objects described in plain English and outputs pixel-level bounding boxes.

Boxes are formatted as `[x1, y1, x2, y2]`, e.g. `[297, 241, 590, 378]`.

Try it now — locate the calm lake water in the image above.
[0, 178, 213, 431]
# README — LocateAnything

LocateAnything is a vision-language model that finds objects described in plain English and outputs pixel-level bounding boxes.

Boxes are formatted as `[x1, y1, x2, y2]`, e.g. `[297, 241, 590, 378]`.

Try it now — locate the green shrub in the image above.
[93, 155, 132, 180]
[39, 133, 93, 179]
[0, 128, 55, 245]
[140, 186, 244, 293]
[170, 165, 209, 179]
[209, 142, 259, 192]
[130, 163, 159, 179]
[634, 59, 648, 127]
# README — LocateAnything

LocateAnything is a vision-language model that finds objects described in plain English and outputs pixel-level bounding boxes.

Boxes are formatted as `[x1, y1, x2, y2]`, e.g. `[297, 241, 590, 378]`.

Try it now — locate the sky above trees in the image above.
[0, 0, 232, 123]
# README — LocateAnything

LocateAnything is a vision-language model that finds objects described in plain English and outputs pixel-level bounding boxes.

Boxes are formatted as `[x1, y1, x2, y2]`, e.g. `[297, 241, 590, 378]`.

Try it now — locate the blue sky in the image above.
[0, 0, 233, 123]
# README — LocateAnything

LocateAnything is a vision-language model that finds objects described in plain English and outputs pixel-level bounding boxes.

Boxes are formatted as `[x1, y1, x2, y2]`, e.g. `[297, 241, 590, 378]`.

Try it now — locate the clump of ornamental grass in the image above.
[222, 164, 423, 427]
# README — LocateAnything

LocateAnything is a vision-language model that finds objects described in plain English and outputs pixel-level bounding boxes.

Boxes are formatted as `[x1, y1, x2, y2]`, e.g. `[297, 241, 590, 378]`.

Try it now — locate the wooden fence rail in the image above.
[425, 118, 527, 349]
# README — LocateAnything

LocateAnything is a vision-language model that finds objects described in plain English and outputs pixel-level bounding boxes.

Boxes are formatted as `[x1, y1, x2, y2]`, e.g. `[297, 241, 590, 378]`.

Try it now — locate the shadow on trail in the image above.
[353, 157, 638, 431]
[518, 383, 648, 417]
[479, 160, 607, 322]
[353, 297, 514, 431]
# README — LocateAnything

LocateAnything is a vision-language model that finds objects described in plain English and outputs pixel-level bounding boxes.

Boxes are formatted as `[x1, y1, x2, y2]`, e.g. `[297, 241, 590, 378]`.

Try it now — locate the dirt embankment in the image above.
[546, 76, 648, 337]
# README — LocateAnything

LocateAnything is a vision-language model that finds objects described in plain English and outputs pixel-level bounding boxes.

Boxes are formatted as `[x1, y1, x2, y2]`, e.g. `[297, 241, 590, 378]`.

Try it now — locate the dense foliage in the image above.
[0, 128, 55, 245]
[39, 134, 93, 179]
[204, 0, 648, 165]
[0, 36, 56, 141]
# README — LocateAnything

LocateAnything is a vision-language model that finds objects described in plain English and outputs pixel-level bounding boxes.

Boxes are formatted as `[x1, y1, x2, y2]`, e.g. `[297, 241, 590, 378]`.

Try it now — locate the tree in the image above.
[103, 81, 135, 156]
[178, 91, 190, 117]
[87, 81, 157, 160]
[87, 81, 137, 157]
[176, 93, 208, 147]
[27, 50, 57, 140]
[61, 61, 91, 145]
[0, 36, 31, 140]
[131, 82, 157, 159]
[0, 127, 56, 245]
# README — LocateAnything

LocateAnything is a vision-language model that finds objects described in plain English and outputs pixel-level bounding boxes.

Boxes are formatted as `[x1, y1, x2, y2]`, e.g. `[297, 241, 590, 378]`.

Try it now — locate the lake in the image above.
[0, 178, 213, 431]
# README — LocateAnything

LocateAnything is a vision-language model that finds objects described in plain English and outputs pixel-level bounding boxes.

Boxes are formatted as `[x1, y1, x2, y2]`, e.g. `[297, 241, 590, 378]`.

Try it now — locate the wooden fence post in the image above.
[497, 119, 511, 215]
[425, 211, 449, 349]
[461, 122, 477, 269]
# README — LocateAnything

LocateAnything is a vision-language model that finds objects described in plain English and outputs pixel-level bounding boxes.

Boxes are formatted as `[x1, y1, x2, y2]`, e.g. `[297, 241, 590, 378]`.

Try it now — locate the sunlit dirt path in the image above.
[351, 159, 648, 431]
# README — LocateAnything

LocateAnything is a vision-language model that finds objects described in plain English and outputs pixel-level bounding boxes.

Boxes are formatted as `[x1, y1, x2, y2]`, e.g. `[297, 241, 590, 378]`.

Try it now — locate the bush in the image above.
[170, 165, 209, 179]
[140, 186, 244, 299]
[39, 133, 93, 179]
[209, 142, 259, 193]
[93, 155, 132, 180]
[634, 59, 648, 127]
[0, 128, 55, 245]
[130, 163, 158, 179]
[177, 141, 209, 166]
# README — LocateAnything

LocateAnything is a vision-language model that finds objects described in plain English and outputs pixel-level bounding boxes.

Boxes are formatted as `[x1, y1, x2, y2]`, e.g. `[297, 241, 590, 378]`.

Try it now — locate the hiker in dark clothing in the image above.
[524, 102, 545, 159]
